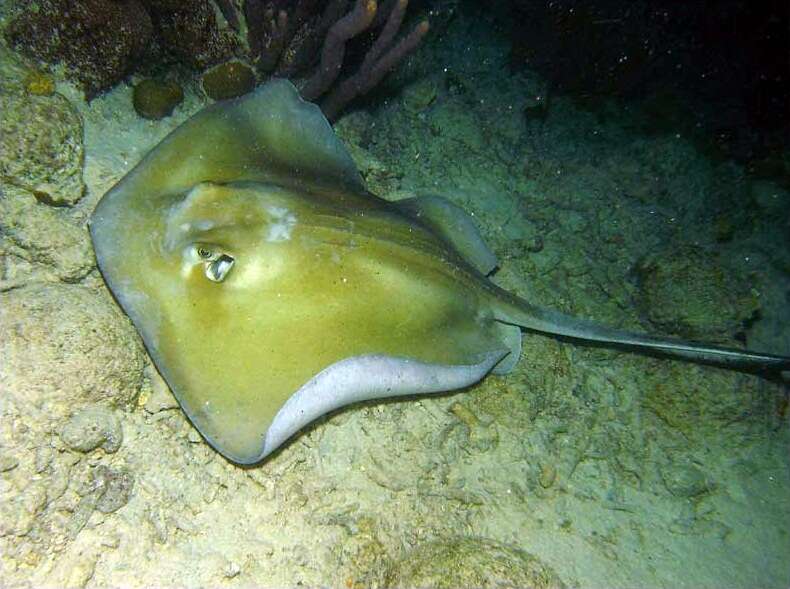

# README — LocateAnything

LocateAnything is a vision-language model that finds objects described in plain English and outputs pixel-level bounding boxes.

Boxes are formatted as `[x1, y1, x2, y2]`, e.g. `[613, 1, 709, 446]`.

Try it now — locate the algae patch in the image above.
[132, 79, 184, 120]
[201, 60, 256, 100]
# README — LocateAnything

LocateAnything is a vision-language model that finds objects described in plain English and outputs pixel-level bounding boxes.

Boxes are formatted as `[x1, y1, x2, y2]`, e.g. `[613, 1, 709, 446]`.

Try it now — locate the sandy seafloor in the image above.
[1, 6, 790, 589]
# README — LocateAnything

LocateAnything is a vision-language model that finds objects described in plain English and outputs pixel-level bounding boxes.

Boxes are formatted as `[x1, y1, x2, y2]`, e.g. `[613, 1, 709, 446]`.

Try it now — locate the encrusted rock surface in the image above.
[0, 283, 145, 416]
[4, 0, 153, 98]
[384, 537, 566, 589]
[0, 90, 85, 205]
[132, 78, 184, 120]
[201, 60, 256, 100]
[60, 407, 123, 454]
[0, 283, 144, 582]
[142, 0, 238, 70]
[635, 246, 759, 342]
[0, 184, 94, 282]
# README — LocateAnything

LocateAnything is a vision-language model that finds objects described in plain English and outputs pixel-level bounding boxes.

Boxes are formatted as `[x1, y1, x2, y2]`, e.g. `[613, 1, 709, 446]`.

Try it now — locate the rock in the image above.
[223, 560, 242, 579]
[0, 283, 145, 418]
[201, 60, 256, 101]
[0, 184, 94, 282]
[142, 0, 238, 70]
[661, 462, 713, 498]
[0, 483, 48, 538]
[402, 77, 438, 113]
[60, 407, 123, 454]
[132, 78, 184, 119]
[503, 235, 545, 259]
[538, 463, 557, 489]
[94, 465, 134, 513]
[0, 90, 85, 205]
[712, 214, 735, 243]
[4, 0, 153, 98]
[640, 358, 778, 443]
[142, 364, 180, 413]
[750, 179, 790, 217]
[48, 546, 99, 589]
[333, 110, 376, 148]
[384, 537, 566, 589]
[0, 454, 19, 472]
[635, 246, 759, 342]
[24, 71, 56, 96]
[523, 92, 551, 121]
[0, 44, 34, 92]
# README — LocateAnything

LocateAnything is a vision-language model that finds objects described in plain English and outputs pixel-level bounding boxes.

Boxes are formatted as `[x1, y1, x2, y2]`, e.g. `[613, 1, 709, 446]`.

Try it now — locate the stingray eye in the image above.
[189, 244, 235, 283]
[205, 253, 235, 283]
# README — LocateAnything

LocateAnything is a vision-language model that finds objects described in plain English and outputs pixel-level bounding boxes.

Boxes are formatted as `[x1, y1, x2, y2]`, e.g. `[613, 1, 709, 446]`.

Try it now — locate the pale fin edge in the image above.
[233, 351, 508, 464]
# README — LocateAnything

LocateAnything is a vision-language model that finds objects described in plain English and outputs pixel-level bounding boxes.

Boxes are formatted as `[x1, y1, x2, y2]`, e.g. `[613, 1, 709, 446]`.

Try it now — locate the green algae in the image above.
[201, 60, 255, 101]
[132, 79, 184, 120]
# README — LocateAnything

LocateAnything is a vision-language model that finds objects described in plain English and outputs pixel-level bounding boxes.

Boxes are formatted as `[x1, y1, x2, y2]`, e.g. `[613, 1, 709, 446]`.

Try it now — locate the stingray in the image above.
[90, 79, 790, 464]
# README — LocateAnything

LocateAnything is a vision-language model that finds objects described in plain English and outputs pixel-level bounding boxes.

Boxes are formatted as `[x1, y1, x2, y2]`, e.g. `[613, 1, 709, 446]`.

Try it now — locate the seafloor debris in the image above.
[67, 465, 135, 538]
[60, 407, 124, 454]
[93, 465, 135, 514]
[383, 537, 566, 589]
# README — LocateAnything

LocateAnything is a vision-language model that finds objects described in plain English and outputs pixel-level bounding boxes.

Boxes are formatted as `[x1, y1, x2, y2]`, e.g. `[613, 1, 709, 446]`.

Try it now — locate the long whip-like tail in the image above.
[491, 287, 790, 378]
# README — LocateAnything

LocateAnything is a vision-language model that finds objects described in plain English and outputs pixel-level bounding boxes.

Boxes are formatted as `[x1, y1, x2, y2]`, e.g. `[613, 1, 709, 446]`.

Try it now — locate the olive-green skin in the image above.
[91, 80, 510, 462]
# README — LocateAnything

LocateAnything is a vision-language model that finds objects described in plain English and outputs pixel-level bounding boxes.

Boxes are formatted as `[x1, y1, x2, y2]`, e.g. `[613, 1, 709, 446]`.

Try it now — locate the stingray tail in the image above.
[490, 287, 790, 378]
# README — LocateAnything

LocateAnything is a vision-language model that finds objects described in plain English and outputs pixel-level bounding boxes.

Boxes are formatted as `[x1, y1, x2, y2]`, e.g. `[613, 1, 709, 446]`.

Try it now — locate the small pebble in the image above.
[34, 446, 52, 473]
[201, 60, 256, 101]
[538, 463, 557, 489]
[143, 364, 179, 413]
[94, 465, 134, 514]
[0, 453, 19, 472]
[133, 79, 184, 120]
[224, 561, 241, 578]
[24, 70, 55, 96]
[661, 462, 713, 497]
[60, 407, 123, 454]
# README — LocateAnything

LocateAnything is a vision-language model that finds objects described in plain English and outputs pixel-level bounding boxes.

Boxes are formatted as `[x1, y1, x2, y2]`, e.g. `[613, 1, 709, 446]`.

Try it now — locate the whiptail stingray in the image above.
[90, 80, 790, 464]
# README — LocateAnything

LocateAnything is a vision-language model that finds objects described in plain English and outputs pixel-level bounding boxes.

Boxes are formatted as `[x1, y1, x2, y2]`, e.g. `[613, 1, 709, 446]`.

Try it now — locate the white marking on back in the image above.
[265, 206, 297, 242]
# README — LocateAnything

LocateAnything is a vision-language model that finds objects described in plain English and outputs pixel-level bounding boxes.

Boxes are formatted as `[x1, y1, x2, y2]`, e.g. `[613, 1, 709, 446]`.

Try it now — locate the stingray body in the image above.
[91, 80, 790, 464]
